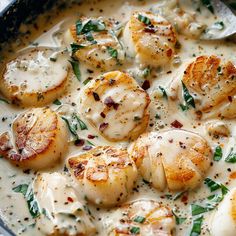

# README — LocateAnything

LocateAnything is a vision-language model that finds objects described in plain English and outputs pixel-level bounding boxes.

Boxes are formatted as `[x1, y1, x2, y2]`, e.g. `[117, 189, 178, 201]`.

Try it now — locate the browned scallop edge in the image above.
[9, 114, 59, 164]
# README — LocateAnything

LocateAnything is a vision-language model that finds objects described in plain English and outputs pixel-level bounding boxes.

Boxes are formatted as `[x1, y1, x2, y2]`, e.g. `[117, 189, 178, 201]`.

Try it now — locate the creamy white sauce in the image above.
[0, 0, 236, 235]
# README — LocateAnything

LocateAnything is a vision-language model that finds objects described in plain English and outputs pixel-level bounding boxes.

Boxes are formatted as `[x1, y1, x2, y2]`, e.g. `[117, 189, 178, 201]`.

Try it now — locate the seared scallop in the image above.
[109, 199, 175, 236]
[79, 71, 150, 142]
[67, 146, 138, 207]
[210, 188, 236, 236]
[2, 107, 68, 169]
[123, 11, 177, 67]
[129, 130, 212, 191]
[33, 172, 96, 236]
[172, 55, 236, 119]
[65, 17, 124, 71]
[0, 48, 69, 107]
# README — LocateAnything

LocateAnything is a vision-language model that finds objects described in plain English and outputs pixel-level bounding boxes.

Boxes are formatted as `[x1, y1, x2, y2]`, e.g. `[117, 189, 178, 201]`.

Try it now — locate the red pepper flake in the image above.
[99, 122, 109, 131]
[74, 139, 85, 146]
[100, 112, 106, 118]
[83, 146, 93, 151]
[93, 92, 100, 101]
[181, 194, 188, 204]
[87, 134, 95, 139]
[166, 48, 173, 57]
[171, 120, 183, 128]
[141, 80, 150, 90]
[67, 197, 74, 203]
[144, 24, 156, 33]
[104, 96, 119, 110]
[104, 97, 113, 106]
[10, 153, 21, 161]
[228, 96, 233, 102]
[179, 141, 186, 149]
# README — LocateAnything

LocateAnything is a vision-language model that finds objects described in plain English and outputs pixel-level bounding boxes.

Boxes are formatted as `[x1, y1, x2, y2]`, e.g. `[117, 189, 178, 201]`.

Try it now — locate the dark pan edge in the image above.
[0, 0, 57, 44]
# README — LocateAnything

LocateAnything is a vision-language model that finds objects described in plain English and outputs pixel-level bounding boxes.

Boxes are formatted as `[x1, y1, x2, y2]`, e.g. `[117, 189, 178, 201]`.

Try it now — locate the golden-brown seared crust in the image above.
[126, 11, 177, 67]
[0, 49, 69, 107]
[130, 130, 212, 191]
[232, 191, 236, 221]
[1, 107, 68, 169]
[0, 132, 12, 157]
[67, 146, 138, 207]
[182, 55, 236, 115]
[68, 17, 124, 71]
[12, 108, 57, 161]
[110, 200, 175, 236]
[68, 146, 131, 182]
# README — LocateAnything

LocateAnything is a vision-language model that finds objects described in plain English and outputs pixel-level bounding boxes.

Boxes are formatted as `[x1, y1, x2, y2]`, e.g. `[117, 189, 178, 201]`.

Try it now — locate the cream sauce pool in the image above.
[0, 0, 236, 235]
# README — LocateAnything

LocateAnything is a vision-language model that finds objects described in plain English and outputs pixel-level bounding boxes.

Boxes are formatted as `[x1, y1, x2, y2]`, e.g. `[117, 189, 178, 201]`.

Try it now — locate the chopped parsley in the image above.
[69, 59, 81, 81]
[225, 148, 236, 163]
[204, 178, 221, 192]
[62, 116, 78, 138]
[130, 226, 140, 234]
[107, 46, 118, 59]
[155, 113, 161, 119]
[206, 194, 223, 209]
[76, 19, 106, 35]
[191, 204, 209, 216]
[62, 113, 88, 139]
[76, 19, 83, 35]
[173, 191, 186, 200]
[137, 14, 151, 25]
[182, 81, 195, 109]
[85, 32, 97, 44]
[212, 21, 225, 30]
[26, 189, 40, 218]
[86, 140, 95, 146]
[179, 103, 189, 111]
[213, 146, 222, 161]
[133, 216, 145, 223]
[190, 215, 204, 236]
[0, 97, 9, 104]
[221, 184, 229, 196]
[42, 208, 50, 219]
[83, 78, 92, 85]
[70, 43, 85, 54]
[204, 177, 229, 195]
[13, 184, 40, 218]
[159, 86, 168, 99]
[13, 184, 28, 196]
[172, 210, 187, 225]
[165, 191, 186, 201]
[53, 99, 62, 105]
[75, 115, 88, 130]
